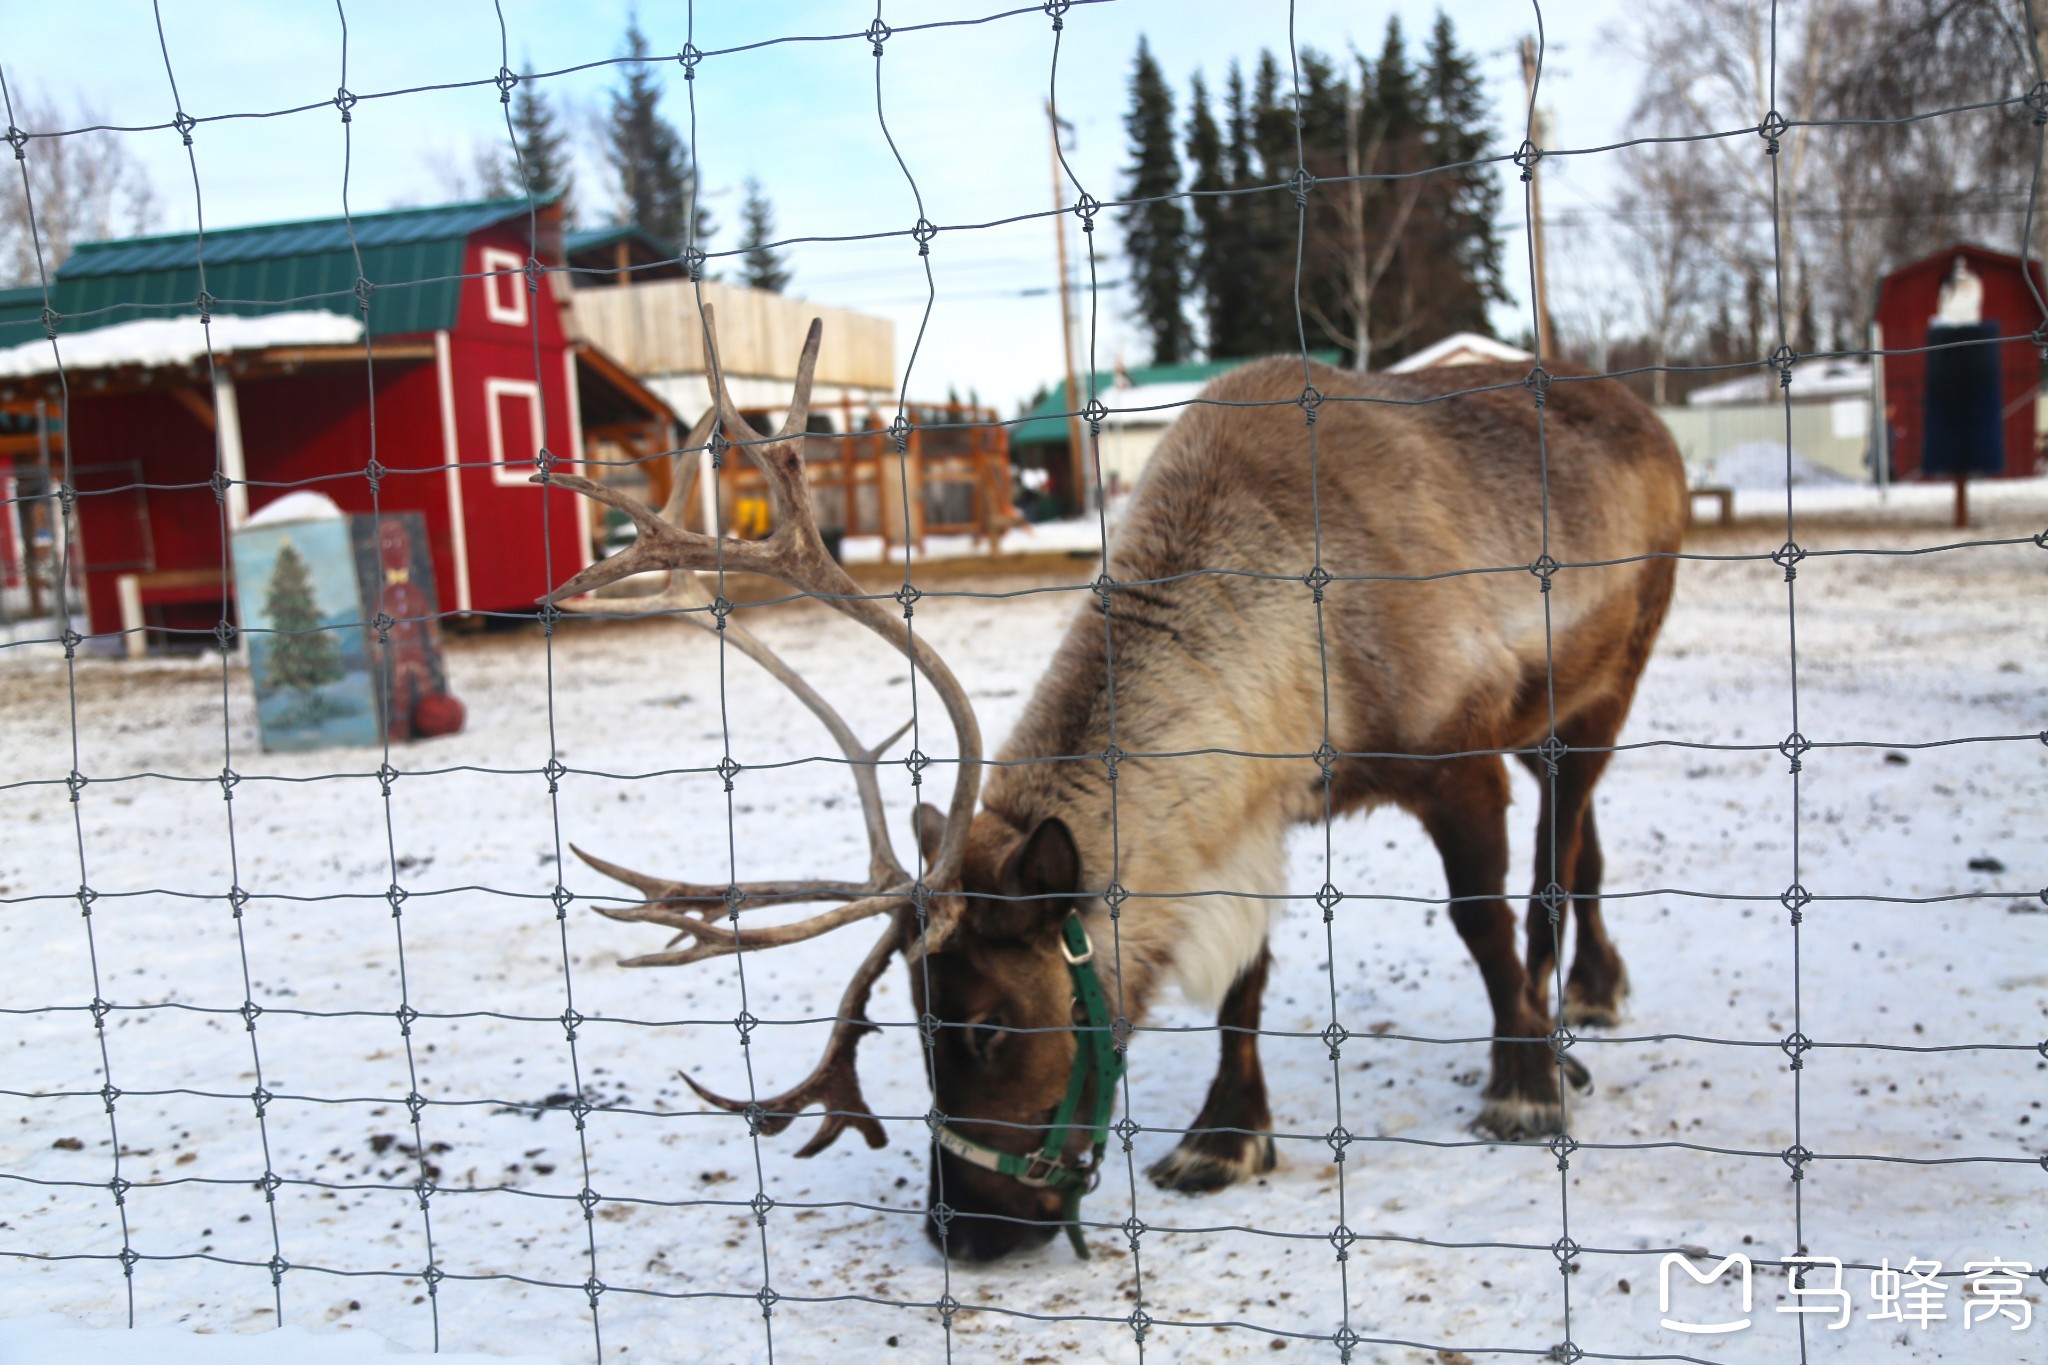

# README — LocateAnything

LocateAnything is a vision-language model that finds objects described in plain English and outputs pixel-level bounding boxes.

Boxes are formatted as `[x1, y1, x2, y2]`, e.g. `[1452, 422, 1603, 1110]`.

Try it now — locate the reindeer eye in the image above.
[963, 1012, 1008, 1064]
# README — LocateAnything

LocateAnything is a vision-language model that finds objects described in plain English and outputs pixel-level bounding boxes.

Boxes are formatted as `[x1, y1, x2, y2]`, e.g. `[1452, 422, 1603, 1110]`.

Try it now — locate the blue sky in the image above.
[6, 0, 1639, 409]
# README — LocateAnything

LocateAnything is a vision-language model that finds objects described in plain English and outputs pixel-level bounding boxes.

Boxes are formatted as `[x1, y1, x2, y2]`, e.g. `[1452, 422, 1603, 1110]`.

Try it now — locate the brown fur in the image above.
[915, 358, 1685, 1260]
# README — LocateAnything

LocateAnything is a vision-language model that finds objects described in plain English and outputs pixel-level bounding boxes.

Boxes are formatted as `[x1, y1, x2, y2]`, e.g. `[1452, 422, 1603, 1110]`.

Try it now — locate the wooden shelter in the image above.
[0, 195, 673, 645]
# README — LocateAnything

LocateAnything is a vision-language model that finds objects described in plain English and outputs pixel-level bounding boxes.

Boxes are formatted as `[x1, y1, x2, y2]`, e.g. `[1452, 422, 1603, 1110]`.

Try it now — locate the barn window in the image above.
[479, 246, 527, 327]
[485, 377, 546, 485]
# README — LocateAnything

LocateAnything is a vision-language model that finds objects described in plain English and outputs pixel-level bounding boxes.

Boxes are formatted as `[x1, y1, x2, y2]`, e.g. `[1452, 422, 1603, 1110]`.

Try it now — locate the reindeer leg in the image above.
[1422, 757, 1584, 1140]
[1562, 805, 1630, 1027]
[1516, 731, 1610, 1021]
[1146, 946, 1277, 1194]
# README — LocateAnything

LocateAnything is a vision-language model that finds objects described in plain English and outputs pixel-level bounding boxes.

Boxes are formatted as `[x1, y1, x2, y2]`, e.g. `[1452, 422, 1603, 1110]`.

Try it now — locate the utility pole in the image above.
[1047, 100, 1088, 516]
[1518, 36, 1556, 361]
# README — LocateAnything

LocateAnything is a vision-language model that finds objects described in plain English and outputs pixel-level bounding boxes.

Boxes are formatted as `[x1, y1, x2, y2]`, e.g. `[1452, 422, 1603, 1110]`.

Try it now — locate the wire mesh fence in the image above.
[1, 2, 2045, 1362]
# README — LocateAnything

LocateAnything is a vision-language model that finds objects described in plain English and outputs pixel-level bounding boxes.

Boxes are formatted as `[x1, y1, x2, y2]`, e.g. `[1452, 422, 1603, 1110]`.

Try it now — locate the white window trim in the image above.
[479, 246, 527, 326]
[484, 376, 546, 486]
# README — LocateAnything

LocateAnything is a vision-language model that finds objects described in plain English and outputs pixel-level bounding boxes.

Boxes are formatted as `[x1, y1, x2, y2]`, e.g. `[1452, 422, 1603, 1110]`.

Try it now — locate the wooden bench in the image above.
[116, 568, 228, 659]
[1688, 485, 1735, 527]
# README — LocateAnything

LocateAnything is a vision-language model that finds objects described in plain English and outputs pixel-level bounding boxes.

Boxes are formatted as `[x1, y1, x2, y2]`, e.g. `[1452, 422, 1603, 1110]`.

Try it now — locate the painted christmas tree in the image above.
[263, 537, 342, 698]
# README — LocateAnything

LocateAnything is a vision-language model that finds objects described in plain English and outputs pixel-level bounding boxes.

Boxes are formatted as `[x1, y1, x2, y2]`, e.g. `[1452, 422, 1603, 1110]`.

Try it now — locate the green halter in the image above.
[933, 913, 1126, 1258]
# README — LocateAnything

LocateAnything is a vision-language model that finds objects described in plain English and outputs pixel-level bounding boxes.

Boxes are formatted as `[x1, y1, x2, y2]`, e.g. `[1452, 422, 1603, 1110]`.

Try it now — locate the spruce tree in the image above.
[1420, 12, 1506, 334]
[738, 177, 791, 293]
[510, 64, 576, 222]
[1117, 37, 1191, 365]
[607, 19, 712, 250]
[262, 539, 342, 698]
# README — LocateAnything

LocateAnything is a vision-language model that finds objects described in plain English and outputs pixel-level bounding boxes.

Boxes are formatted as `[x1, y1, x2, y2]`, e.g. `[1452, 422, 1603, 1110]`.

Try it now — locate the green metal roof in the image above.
[0, 194, 556, 348]
[1011, 352, 1341, 446]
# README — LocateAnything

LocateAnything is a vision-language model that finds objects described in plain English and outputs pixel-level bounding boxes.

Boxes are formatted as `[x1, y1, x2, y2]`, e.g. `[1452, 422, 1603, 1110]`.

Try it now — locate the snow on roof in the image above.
[1098, 378, 1208, 423]
[0, 311, 364, 379]
[1685, 358, 1872, 406]
[1384, 332, 1533, 373]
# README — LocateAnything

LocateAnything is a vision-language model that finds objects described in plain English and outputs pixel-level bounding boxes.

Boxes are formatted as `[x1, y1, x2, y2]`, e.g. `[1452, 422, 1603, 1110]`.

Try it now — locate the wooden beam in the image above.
[170, 386, 216, 430]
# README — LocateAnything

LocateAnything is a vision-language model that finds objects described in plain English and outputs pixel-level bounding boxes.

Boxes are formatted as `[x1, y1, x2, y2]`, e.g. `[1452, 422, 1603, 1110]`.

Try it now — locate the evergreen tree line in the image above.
[1119, 13, 1506, 371]
[479, 19, 791, 292]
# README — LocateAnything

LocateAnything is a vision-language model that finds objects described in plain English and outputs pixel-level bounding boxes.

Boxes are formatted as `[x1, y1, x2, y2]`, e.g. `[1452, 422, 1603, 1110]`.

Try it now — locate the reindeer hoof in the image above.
[1146, 1132, 1276, 1194]
[1563, 977, 1630, 1029]
[1474, 1095, 1564, 1139]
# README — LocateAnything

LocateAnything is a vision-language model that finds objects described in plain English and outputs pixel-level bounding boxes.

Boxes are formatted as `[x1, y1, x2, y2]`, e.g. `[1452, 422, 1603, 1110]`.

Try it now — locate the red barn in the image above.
[0, 195, 673, 643]
[1875, 243, 2042, 482]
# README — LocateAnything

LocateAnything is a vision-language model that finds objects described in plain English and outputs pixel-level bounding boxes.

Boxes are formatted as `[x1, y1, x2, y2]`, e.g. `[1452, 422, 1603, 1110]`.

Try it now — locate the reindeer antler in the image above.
[539, 308, 981, 1152]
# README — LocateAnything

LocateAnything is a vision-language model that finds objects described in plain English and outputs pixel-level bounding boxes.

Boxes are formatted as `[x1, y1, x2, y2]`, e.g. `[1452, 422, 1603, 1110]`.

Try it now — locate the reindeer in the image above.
[544, 312, 1687, 1263]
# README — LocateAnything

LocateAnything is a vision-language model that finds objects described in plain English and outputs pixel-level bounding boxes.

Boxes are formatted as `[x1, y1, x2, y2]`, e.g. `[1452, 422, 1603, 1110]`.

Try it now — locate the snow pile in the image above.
[1695, 440, 1858, 489]
[0, 312, 364, 379]
[244, 492, 345, 528]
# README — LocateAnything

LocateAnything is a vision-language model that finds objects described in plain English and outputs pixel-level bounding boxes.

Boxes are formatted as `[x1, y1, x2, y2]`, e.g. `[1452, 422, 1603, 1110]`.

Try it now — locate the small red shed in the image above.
[1875, 243, 2043, 481]
[0, 195, 674, 643]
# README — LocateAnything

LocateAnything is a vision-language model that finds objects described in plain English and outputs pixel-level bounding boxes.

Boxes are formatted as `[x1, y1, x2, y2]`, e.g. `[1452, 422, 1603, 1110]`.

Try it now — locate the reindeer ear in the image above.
[913, 802, 947, 870]
[981, 816, 1080, 941]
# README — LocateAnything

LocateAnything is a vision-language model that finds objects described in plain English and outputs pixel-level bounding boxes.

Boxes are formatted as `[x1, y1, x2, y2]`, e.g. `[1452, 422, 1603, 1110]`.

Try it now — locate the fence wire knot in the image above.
[266, 1253, 289, 1285]
[889, 413, 911, 452]
[1549, 1132, 1579, 1171]
[117, 1246, 139, 1275]
[1288, 166, 1315, 206]
[333, 87, 357, 122]
[65, 768, 87, 801]
[228, 885, 250, 919]
[195, 289, 216, 322]
[1781, 1030, 1813, 1070]
[894, 581, 921, 615]
[1100, 742, 1124, 779]
[42, 305, 60, 338]
[715, 755, 741, 791]
[4, 125, 25, 160]
[1303, 563, 1332, 602]
[750, 1190, 774, 1225]
[1552, 1235, 1580, 1273]
[1759, 108, 1789, 154]
[755, 1286, 780, 1317]
[584, 1278, 607, 1309]
[495, 67, 518, 103]
[1333, 1325, 1362, 1360]
[1083, 397, 1107, 434]
[1113, 1115, 1139, 1153]
[1043, 0, 1071, 23]
[1529, 553, 1560, 591]
[1779, 730, 1811, 773]
[99, 1082, 121, 1112]
[1314, 741, 1339, 785]
[1321, 1019, 1349, 1060]
[173, 111, 196, 145]
[89, 996, 110, 1028]
[1315, 883, 1343, 924]
[250, 1085, 273, 1118]
[1103, 881, 1129, 916]
[1297, 383, 1322, 421]
[1771, 540, 1805, 581]
[684, 245, 706, 281]
[677, 43, 702, 78]
[1548, 1342, 1584, 1365]
[1524, 364, 1551, 404]
[1325, 1123, 1354, 1162]
[353, 275, 374, 312]
[1782, 1142, 1813, 1180]
[1549, 1024, 1576, 1057]
[1127, 1307, 1152, 1343]
[905, 747, 930, 787]
[1122, 1214, 1147, 1249]
[867, 17, 891, 54]
[1514, 138, 1542, 182]
[76, 885, 97, 915]
[1770, 343, 1797, 387]
[936, 1292, 960, 1329]
[912, 217, 937, 255]
[208, 468, 231, 503]
[1539, 882, 1567, 923]
[1073, 192, 1100, 231]
[543, 756, 567, 793]
[364, 457, 387, 492]
[376, 761, 399, 795]
[395, 1002, 417, 1036]
[1328, 1222, 1356, 1262]
[1781, 883, 1812, 927]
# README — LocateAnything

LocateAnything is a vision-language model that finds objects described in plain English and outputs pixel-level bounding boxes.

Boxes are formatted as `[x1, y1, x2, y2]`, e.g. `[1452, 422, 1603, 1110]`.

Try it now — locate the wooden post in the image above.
[1518, 37, 1556, 362]
[1953, 473, 1968, 529]
[1048, 99, 1087, 517]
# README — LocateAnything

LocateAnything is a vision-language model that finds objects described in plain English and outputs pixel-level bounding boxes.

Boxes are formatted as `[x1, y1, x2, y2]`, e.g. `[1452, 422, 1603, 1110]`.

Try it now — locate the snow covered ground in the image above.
[1, 490, 2043, 1364]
